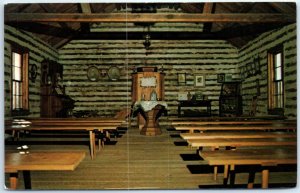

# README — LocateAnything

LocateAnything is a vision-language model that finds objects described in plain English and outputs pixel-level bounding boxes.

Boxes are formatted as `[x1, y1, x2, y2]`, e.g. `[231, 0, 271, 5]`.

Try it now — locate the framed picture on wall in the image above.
[217, 73, 225, 83]
[194, 74, 205, 87]
[87, 66, 100, 81]
[178, 73, 186, 85]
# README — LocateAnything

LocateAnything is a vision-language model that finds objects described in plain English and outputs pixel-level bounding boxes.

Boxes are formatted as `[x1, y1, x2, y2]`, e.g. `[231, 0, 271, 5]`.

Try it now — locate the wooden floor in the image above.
[4, 125, 297, 190]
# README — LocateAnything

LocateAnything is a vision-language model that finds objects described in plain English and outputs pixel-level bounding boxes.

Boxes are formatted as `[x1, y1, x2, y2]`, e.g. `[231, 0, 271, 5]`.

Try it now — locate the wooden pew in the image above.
[171, 120, 296, 126]
[199, 148, 297, 188]
[176, 123, 297, 184]
[28, 119, 125, 148]
[180, 131, 297, 140]
[187, 136, 296, 181]
[5, 118, 126, 141]
[5, 151, 85, 189]
[168, 115, 288, 122]
[171, 119, 296, 133]
[5, 123, 120, 160]
[174, 125, 296, 133]
[187, 137, 296, 149]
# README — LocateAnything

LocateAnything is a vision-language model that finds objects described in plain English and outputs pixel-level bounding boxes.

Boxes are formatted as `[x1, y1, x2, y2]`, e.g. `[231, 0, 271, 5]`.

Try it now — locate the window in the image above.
[11, 46, 29, 115]
[268, 46, 284, 115]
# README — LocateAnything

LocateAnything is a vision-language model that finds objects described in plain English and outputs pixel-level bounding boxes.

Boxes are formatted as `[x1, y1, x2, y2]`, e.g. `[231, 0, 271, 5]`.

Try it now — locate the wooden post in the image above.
[9, 173, 18, 190]
[262, 169, 269, 188]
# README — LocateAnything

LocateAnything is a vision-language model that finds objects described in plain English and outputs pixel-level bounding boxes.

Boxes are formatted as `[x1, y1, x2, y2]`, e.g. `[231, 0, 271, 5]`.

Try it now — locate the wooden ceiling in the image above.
[4, 2, 296, 49]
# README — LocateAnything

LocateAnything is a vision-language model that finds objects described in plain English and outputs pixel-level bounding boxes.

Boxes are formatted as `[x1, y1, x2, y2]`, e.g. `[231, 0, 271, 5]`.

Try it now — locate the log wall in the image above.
[4, 25, 58, 118]
[58, 40, 239, 117]
[239, 23, 297, 118]
[4, 24, 296, 119]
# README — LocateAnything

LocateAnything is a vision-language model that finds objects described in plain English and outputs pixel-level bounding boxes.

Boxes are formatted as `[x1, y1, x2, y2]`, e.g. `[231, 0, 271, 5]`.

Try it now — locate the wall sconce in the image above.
[143, 34, 151, 50]
[143, 26, 151, 50]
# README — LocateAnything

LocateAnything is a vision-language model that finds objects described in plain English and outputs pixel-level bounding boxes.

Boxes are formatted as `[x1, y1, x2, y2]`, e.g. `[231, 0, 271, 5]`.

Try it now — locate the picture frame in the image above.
[178, 73, 186, 85]
[194, 74, 205, 87]
[108, 66, 120, 81]
[87, 66, 100, 81]
[217, 73, 225, 83]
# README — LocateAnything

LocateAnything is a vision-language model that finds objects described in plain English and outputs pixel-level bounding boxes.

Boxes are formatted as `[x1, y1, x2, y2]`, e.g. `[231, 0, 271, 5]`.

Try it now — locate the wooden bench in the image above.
[5, 121, 122, 159]
[168, 115, 288, 122]
[5, 152, 86, 189]
[174, 125, 296, 133]
[176, 122, 297, 184]
[28, 119, 125, 148]
[199, 148, 297, 188]
[6, 118, 125, 139]
[180, 131, 297, 140]
[171, 120, 295, 125]
[187, 137, 296, 149]
[187, 136, 296, 181]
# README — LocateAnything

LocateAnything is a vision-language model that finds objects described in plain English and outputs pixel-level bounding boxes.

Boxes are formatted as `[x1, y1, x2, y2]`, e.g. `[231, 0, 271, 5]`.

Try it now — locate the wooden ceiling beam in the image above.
[80, 3, 92, 13]
[269, 2, 296, 14]
[203, 3, 215, 13]
[79, 3, 92, 33]
[202, 3, 215, 33]
[5, 13, 295, 23]
[8, 4, 31, 13]
[75, 32, 220, 40]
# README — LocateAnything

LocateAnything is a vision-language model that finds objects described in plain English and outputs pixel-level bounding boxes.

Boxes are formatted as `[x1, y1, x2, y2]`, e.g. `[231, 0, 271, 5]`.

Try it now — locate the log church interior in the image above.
[3, 1, 298, 190]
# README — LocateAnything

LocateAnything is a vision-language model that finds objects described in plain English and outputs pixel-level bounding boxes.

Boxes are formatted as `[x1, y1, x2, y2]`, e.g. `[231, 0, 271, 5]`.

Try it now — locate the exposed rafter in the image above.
[79, 3, 91, 32]
[4, 2, 296, 49]
[39, 4, 69, 29]
[8, 22, 79, 38]
[202, 3, 215, 33]
[269, 2, 296, 14]
[5, 13, 296, 23]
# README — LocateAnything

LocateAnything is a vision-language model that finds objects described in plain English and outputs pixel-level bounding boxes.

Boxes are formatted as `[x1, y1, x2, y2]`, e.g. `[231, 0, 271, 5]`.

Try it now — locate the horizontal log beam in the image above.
[6, 22, 284, 41]
[75, 32, 220, 40]
[5, 13, 295, 23]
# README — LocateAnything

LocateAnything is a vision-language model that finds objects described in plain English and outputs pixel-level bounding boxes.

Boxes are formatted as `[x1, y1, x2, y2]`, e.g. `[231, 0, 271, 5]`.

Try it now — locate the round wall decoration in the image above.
[29, 64, 38, 83]
[108, 66, 120, 81]
[87, 66, 100, 81]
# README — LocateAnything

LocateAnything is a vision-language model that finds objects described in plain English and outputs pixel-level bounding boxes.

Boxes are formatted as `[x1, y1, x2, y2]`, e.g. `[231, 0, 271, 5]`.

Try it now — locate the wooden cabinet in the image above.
[219, 82, 242, 117]
[40, 60, 74, 118]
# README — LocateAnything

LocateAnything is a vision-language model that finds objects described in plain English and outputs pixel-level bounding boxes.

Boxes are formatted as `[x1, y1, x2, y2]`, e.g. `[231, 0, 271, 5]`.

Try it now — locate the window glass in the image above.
[11, 48, 28, 113]
[274, 53, 282, 68]
[12, 53, 22, 81]
[268, 46, 284, 114]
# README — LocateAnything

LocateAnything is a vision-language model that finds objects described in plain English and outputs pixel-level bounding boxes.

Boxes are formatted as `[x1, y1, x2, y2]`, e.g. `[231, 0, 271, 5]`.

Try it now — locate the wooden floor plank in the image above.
[4, 126, 297, 190]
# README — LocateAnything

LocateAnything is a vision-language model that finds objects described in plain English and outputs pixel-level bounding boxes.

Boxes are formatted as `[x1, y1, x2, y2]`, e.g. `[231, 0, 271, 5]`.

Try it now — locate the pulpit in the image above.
[131, 67, 166, 135]
[132, 101, 167, 136]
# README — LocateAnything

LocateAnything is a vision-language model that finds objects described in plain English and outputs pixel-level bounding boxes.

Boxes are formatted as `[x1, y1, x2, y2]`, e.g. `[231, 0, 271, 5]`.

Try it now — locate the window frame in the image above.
[11, 44, 29, 116]
[267, 45, 284, 115]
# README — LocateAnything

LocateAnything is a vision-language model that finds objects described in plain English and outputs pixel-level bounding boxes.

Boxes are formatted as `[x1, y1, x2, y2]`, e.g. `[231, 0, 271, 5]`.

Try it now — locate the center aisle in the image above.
[89, 125, 208, 189]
